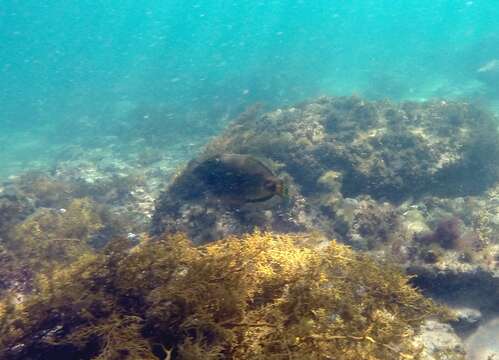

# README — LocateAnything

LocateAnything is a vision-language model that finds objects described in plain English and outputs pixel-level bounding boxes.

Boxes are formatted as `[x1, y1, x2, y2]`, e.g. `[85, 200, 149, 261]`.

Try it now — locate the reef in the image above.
[0, 169, 153, 296]
[152, 96, 499, 243]
[209, 97, 499, 199]
[150, 96, 499, 358]
[0, 231, 444, 360]
[2, 95, 499, 358]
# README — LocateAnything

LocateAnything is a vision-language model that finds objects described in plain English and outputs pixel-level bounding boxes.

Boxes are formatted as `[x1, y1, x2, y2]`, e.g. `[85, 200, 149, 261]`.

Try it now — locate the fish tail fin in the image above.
[275, 179, 289, 199]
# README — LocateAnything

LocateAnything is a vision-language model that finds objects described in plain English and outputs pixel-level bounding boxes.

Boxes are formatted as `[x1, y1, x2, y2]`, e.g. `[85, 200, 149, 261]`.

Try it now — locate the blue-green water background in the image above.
[1, 1, 499, 177]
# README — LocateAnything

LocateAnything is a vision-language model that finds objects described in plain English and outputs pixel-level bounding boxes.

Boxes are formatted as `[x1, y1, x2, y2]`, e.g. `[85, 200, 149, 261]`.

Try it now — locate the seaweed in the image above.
[0, 231, 443, 359]
[417, 218, 462, 250]
[4, 198, 104, 275]
[204, 97, 499, 201]
[153, 96, 499, 245]
[14, 171, 74, 208]
[0, 245, 22, 293]
[0, 189, 34, 239]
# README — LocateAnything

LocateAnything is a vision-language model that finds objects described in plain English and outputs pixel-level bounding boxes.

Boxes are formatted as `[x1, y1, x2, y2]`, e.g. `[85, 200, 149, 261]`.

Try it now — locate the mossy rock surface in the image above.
[152, 96, 499, 243]
[205, 96, 499, 199]
[0, 188, 34, 239]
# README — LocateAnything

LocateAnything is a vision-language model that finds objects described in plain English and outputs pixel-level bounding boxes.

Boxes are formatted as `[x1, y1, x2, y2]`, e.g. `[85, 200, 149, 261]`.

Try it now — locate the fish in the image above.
[190, 153, 287, 203]
[477, 59, 499, 74]
[476, 59, 499, 86]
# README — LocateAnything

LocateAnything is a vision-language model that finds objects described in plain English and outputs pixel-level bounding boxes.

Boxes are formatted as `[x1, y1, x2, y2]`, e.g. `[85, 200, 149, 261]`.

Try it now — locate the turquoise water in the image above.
[1, 1, 499, 177]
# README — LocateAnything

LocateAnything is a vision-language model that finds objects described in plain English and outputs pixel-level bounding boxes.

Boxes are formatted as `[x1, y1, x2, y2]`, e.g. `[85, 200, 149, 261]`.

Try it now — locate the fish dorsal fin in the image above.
[243, 155, 276, 176]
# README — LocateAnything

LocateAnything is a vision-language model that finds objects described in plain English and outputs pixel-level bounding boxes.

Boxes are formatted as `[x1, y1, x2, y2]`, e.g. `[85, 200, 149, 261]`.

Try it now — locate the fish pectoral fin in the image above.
[245, 193, 275, 203]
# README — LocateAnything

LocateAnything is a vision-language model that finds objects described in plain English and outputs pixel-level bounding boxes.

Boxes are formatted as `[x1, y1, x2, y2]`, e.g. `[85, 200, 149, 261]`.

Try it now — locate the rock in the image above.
[204, 96, 499, 201]
[152, 96, 499, 244]
[344, 197, 400, 250]
[402, 208, 430, 235]
[412, 320, 466, 360]
[465, 317, 499, 360]
[408, 262, 499, 315]
[149, 96, 499, 319]
[449, 307, 482, 335]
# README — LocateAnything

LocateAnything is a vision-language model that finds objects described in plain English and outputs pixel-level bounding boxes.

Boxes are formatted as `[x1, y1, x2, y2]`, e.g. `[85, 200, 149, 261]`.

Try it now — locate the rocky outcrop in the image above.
[152, 96, 499, 244]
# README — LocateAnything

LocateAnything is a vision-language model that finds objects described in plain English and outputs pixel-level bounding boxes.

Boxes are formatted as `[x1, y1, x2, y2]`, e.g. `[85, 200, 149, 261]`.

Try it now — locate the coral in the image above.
[0, 231, 443, 360]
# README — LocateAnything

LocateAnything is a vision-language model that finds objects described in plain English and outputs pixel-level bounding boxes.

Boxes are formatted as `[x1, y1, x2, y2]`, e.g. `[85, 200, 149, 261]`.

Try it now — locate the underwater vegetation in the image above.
[148, 96, 499, 354]
[416, 218, 464, 251]
[0, 188, 34, 241]
[0, 198, 106, 295]
[152, 96, 499, 244]
[0, 172, 139, 295]
[0, 231, 443, 360]
[8, 198, 102, 267]
[411, 217, 484, 268]
[252, 97, 496, 198]
[13, 170, 146, 208]
[13, 171, 74, 209]
[1, 94, 498, 358]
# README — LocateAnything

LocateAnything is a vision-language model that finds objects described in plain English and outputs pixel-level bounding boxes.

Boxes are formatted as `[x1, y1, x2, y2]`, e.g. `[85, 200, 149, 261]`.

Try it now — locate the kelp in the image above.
[0, 231, 443, 359]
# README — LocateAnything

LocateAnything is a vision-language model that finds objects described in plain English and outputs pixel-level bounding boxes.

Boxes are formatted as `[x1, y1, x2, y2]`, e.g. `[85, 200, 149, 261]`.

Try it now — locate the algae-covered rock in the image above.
[0, 187, 34, 239]
[401, 189, 499, 316]
[412, 320, 466, 360]
[151, 153, 309, 244]
[152, 96, 499, 243]
[206, 96, 499, 200]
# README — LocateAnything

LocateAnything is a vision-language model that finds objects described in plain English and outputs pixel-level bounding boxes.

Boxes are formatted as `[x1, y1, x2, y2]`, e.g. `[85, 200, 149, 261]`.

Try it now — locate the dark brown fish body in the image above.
[191, 154, 285, 203]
